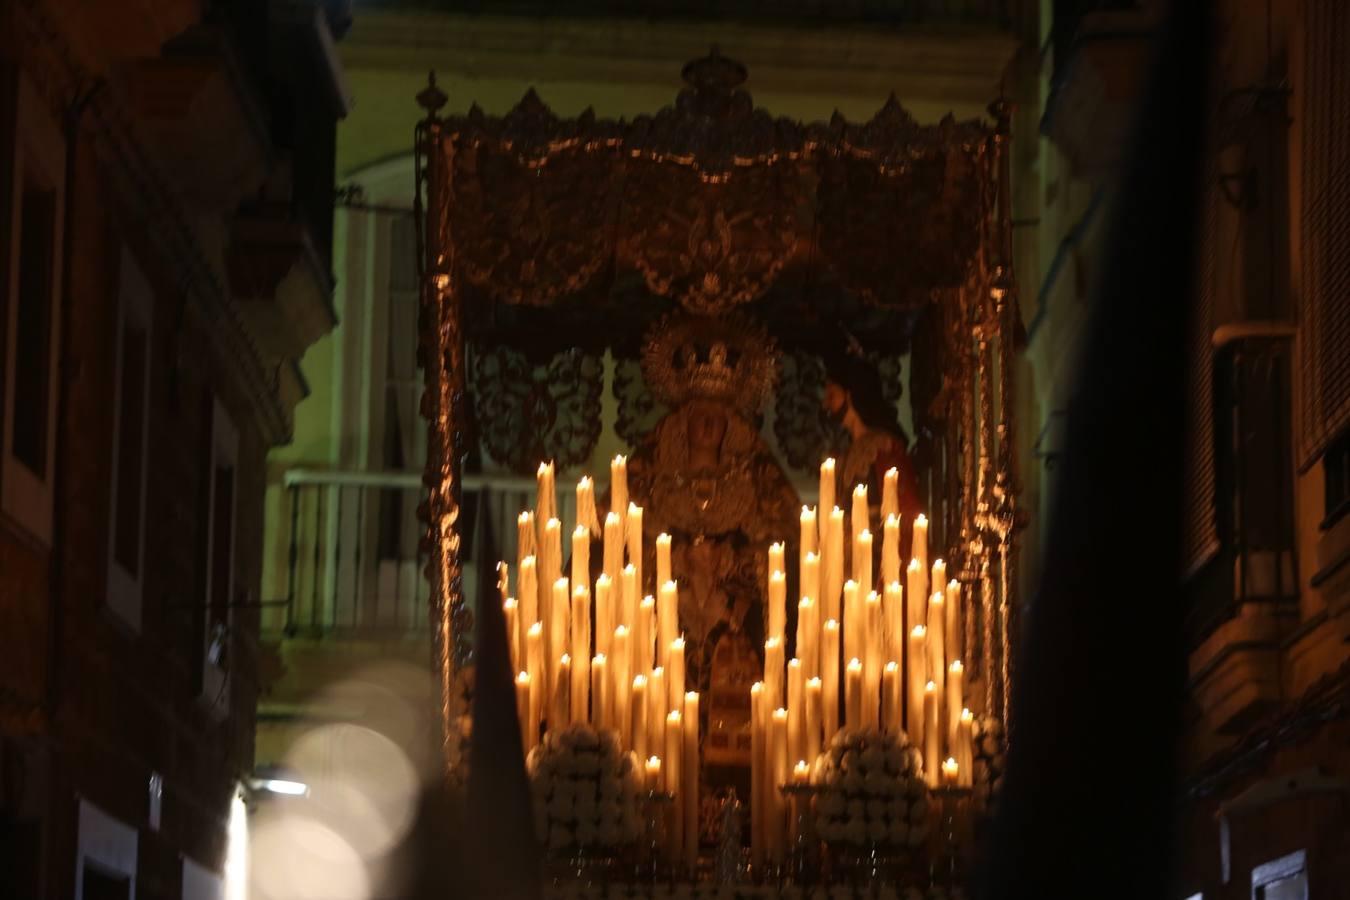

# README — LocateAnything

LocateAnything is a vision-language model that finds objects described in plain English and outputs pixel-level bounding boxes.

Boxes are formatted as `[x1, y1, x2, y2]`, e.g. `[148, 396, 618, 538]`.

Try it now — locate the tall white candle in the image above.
[591, 654, 609, 731]
[907, 625, 927, 742]
[945, 579, 963, 669]
[571, 525, 590, 600]
[603, 512, 623, 587]
[845, 658, 863, 730]
[763, 636, 784, 710]
[851, 484, 869, 547]
[842, 580, 861, 670]
[646, 755, 663, 793]
[595, 573, 614, 659]
[553, 654, 571, 728]
[536, 461, 556, 522]
[930, 559, 947, 605]
[620, 564, 639, 634]
[947, 660, 964, 751]
[517, 511, 536, 563]
[549, 577, 570, 704]
[515, 671, 534, 754]
[864, 590, 883, 730]
[824, 507, 845, 624]
[804, 676, 823, 764]
[906, 558, 927, 656]
[800, 551, 820, 613]
[769, 708, 788, 864]
[570, 586, 590, 723]
[526, 621, 544, 733]
[648, 667, 666, 753]
[749, 682, 765, 868]
[768, 542, 786, 583]
[610, 455, 628, 536]
[658, 580, 678, 670]
[818, 459, 836, 543]
[637, 595, 655, 672]
[796, 596, 817, 678]
[541, 518, 562, 588]
[612, 625, 631, 747]
[923, 681, 939, 786]
[883, 661, 902, 734]
[883, 581, 904, 672]
[786, 658, 804, 766]
[928, 591, 946, 691]
[800, 506, 818, 556]
[957, 708, 974, 787]
[626, 503, 644, 594]
[682, 692, 699, 867]
[821, 619, 840, 740]
[768, 570, 787, 641]
[668, 638, 686, 713]
[854, 529, 873, 598]
[519, 557, 539, 645]
[655, 533, 672, 589]
[577, 475, 599, 536]
[631, 674, 649, 764]
[912, 514, 929, 573]
[881, 467, 899, 522]
[504, 597, 520, 674]
[665, 710, 683, 861]
[881, 514, 901, 586]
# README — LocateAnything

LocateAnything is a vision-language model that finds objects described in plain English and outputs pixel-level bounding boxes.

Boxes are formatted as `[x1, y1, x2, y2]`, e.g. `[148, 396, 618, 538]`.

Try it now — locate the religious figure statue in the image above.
[626, 314, 799, 765]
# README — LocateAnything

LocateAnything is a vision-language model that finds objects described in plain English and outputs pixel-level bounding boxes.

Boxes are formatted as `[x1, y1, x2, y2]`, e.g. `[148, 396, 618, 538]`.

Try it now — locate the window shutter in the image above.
[1297, 0, 1350, 468]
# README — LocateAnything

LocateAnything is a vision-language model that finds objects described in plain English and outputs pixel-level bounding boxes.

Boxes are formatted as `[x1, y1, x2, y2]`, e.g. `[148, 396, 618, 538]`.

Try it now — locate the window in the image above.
[1, 71, 65, 543]
[1252, 849, 1307, 900]
[75, 800, 137, 900]
[106, 250, 152, 629]
[199, 397, 238, 713]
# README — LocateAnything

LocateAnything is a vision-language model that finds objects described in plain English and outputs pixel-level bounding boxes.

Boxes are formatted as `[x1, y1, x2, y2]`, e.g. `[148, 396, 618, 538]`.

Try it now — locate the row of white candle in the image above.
[750, 460, 977, 864]
[505, 458, 699, 866]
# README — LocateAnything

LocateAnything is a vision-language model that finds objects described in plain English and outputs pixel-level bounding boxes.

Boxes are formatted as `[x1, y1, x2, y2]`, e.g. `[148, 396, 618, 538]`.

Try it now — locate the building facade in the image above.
[0, 0, 346, 897]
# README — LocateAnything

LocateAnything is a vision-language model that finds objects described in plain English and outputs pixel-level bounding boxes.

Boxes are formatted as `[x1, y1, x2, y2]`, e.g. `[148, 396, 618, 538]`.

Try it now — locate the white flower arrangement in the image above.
[527, 723, 642, 852]
[811, 728, 930, 849]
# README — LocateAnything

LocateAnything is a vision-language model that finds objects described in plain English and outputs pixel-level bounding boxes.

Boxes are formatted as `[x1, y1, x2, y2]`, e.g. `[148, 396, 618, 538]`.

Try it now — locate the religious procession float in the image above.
[413, 50, 1021, 897]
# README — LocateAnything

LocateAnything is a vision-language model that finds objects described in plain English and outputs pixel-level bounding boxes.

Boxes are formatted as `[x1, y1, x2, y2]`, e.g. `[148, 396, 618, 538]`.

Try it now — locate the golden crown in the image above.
[641, 313, 777, 413]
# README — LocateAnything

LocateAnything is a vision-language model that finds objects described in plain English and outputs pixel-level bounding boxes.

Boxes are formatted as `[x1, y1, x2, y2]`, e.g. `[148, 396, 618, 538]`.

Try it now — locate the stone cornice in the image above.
[17, 0, 292, 445]
[342, 10, 1019, 108]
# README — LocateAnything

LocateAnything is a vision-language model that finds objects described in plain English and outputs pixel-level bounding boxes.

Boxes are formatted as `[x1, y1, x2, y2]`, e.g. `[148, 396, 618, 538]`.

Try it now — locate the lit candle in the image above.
[626, 502, 644, 594]
[942, 757, 959, 787]
[648, 667, 666, 754]
[515, 671, 533, 754]
[536, 461, 556, 526]
[842, 580, 861, 670]
[610, 455, 628, 535]
[645, 755, 663, 793]
[786, 658, 804, 766]
[928, 591, 946, 691]
[864, 590, 883, 729]
[854, 529, 873, 598]
[906, 558, 927, 665]
[665, 710, 683, 861]
[800, 551, 820, 618]
[796, 596, 817, 678]
[768, 570, 787, 640]
[603, 512, 623, 588]
[526, 621, 543, 721]
[658, 580, 678, 670]
[620, 563, 638, 633]
[571, 525, 590, 599]
[682, 691, 699, 867]
[749, 682, 765, 868]
[845, 658, 863, 730]
[769, 708, 788, 864]
[947, 660, 964, 750]
[577, 475, 599, 536]
[907, 625, 927, 742]
[930, 559, 947, 605]
[498, 561, 510, 607]
[804, 676, 823, 764]
[824, 508, 845, 624]
[519, 556, 539, 645]
[504, 597, 520, 674]
[570, 586, 590, 723]
[818, 459, 836, 542]
[668, 637, 686, 713]
[883, 581, 904, 671]
[763, 636, 784, 710]
[913, 514, 929, 573]
[632, 674, 649, 764]
[553, 654, 571, 728]
[655, 533, 672, 589]
[637, 595, 655, 672]
[923, 681, 939, 786]
[612, 625, 631, 747]
[591, 653, 609, 730]
[549, 577, 570, 703]
[800, 506, 818, 556]
[945, 579, 963, 669]
[594, 574, 614, 659]
[881, 514, 901, 586]
[957, 708, 974, 787]
[851, 484, 869, 547]
[821, 620, 840, 740]
[517, 511, 536, 563]
[768, 542, 786, 583]
[881, 467, 899, 522]
[883, 661, 902, 734]
[542, 518, 562, 589]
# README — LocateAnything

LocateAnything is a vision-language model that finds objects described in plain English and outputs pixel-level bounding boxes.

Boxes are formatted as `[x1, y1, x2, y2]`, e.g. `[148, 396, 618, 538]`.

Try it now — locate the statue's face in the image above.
[823, 381, 850, 424]
[687, 404, 728, 453]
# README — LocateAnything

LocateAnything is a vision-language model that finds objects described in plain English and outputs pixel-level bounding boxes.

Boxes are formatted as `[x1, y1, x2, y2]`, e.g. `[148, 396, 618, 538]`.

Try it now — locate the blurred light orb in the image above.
[251, 813, 369, 900]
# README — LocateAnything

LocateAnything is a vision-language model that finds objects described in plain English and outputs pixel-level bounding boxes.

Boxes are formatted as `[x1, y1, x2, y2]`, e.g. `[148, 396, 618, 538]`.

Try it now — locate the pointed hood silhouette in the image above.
[979, 3, 1211, 899]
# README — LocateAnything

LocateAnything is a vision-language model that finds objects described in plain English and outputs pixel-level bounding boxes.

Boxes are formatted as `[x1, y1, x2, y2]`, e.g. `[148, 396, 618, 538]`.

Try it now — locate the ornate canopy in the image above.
[415, 50, 1021, 769]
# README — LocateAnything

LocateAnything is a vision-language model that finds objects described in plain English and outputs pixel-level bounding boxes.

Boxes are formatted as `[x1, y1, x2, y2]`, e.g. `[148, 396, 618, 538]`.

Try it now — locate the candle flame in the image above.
[925, 680, 936, 692]
[633, 674, 647, 687]
[574, 524, 589, 538]
[624, 563, 636, 575]
[822, 458, 835, 469]
[528, 622, 543, 636]
[662, 579, 677, 591]
[516, 672, 530, 684]
[615, 625, 628, 637]
[560, 654, 570, 665]
[854, 484, 866, 497]
[770, 571, 785, 582]
[671, 637, 685, 650]
[750, 681, 763, 695]
[931, 592, 943, 604]
[668, 710, 682, 723]
[831, 506, 844, 517]
[772, 708, 788, 721]
[656, 533, 671, 546]
[640, 596, 655, 609]
[504, 597, 517, 610]
[866, 591, 880, 604]
[823, 619, 839, 631]
[605, 511, 620, 525]
[579, 475, 592, 488]
[884, 661, 899, 672]
[950, 660, 964, 674]
[612, 454, 626, 465]
[653, 666, 664, 677]
[546, 517, 560, 530]
[537, 461, 552, 476]
[806, 551, 819, 563]
[933, 557, 944, 567]
[807, 676, 822, 688]
[593, 653, 606, 664]
[765, 636, 781, 649]
[788, 658, 801, 669]
[770, 541, 784, 553]
[628, 501, 641, 515]
[685, 690, 698, 701]
[596, 573, 612, 586]
[555, 577, 569, 588]
[886, 467, 898, 478]
[912, 625, 926, 638]
[646, 756, 661, 770]
[847, 658, 862, 671]
[885, 514, 899, 526]
[573, 584, 589, 598]
[859, 529, 871, 540]
[949, 578, 960, 589]
[915, 514, 928, 526]
[961, 708, 973, 722]
[522, 556, 537, 568]
[799, 596, 813, 609]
